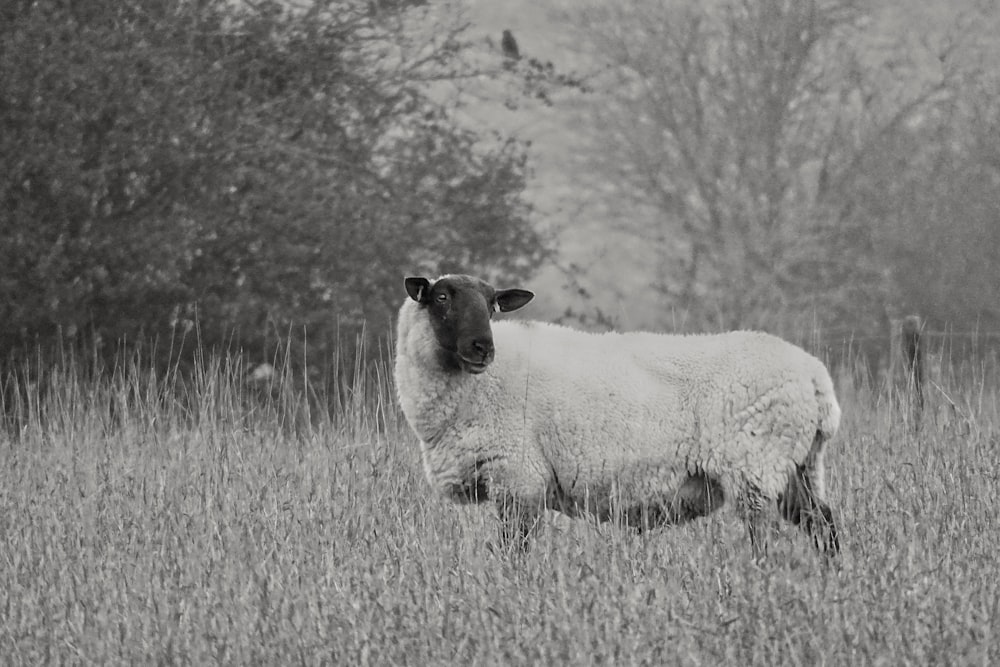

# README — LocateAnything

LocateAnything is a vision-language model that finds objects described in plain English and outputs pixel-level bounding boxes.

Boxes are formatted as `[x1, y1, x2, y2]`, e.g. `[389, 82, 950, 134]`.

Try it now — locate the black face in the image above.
[404, 275, 534, 374]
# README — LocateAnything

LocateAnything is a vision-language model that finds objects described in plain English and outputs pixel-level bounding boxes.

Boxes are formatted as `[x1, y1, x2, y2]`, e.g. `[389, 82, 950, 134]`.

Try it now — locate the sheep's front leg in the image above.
[494, 496, 541, 553]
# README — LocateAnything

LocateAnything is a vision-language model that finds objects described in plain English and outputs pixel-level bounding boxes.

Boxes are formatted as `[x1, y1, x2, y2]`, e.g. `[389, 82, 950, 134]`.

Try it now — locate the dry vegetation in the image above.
[1, 344, 999, 665]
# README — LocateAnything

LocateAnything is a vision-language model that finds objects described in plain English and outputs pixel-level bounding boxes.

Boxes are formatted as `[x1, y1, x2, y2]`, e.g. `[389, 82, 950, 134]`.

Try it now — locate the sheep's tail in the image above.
[813, 363, 841, 443]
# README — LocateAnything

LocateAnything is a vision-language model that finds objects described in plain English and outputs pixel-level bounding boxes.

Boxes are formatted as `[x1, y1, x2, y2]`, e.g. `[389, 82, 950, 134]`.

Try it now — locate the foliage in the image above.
[557, 0, 999, 339]
[557, 0, 865, 329]
[858, 66, 1000, 331]
[0, 0, 548, 366]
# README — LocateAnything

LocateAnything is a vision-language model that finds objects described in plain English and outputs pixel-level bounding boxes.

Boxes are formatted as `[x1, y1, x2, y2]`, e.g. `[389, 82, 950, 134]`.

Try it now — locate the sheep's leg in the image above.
[777, 464, 840, 556]
[620, 472, 726, 532]
[812, 502, 840, 555]
[746, 515, 765, 562]
[737, 482, 768, 562]
[621, 502, 667, 532]
[494, 496, 540, 553]
[670, 471, 725, 522]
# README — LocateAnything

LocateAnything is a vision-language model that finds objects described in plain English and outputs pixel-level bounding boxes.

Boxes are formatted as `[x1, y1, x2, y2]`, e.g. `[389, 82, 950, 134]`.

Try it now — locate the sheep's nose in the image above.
[472, 337, 494, 359]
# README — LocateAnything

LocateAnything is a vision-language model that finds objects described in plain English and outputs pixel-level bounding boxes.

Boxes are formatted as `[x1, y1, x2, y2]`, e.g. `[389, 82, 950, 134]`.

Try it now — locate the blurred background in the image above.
[2, 0, 998, 380]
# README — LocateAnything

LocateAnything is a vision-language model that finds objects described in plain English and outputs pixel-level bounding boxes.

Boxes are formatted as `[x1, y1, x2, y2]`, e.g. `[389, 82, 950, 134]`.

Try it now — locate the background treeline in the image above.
[0, 0, 548, 374]
[3, 0, 999, 382]
[546, 0, 1000, 359]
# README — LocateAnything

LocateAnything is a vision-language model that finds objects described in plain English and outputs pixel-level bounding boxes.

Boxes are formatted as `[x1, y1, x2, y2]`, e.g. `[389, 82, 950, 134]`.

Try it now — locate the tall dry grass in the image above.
[0, 338, 998, 664]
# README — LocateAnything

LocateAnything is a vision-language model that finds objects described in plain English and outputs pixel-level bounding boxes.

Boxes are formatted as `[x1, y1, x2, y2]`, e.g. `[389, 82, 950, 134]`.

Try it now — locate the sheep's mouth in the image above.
[459, 357, 491, 374]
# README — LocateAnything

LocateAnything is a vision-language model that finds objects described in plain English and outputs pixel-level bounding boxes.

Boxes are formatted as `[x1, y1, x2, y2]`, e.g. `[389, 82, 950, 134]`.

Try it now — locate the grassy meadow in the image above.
[1, 343, 999, 665]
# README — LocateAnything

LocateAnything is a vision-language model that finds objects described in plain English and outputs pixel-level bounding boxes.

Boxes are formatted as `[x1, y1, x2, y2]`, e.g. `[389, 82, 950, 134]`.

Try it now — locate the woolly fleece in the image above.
[395, 297, 840, 524]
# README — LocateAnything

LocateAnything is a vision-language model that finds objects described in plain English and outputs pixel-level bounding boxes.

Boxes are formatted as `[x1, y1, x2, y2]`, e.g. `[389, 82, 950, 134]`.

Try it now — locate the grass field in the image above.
[1, 346, 998, 665]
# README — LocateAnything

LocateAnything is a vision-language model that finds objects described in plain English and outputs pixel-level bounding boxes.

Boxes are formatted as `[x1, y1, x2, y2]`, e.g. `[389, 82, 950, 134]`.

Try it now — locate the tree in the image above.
[0, 0, 549, 368]
[559, 0, 962, 338]
[862, 48, 1000, 336]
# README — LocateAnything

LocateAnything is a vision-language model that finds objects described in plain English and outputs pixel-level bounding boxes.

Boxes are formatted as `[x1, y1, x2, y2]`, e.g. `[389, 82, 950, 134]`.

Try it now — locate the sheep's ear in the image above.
[404, 277, 431, 303]
[496, 288, 534, 313]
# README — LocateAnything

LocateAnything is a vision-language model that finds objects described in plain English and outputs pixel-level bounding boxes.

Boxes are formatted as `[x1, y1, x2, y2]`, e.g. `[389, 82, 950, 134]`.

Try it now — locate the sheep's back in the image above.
[489, 323, 836, 499]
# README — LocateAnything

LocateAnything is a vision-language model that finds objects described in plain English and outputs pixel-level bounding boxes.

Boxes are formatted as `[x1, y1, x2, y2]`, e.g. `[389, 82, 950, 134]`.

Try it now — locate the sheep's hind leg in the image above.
[777, 463, 840, 556]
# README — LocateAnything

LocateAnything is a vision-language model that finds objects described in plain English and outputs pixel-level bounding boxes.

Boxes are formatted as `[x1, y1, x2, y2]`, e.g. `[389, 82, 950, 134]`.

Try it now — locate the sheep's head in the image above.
[404, 275, 534, 374]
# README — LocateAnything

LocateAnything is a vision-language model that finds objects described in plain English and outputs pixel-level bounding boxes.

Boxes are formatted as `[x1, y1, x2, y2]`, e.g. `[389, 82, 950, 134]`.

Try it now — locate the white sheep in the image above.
[394, 274, 841, 557]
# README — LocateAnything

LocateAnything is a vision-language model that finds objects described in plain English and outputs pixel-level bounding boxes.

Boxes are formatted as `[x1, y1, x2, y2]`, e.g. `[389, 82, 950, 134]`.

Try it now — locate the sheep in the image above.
[394, 274, 841, 558]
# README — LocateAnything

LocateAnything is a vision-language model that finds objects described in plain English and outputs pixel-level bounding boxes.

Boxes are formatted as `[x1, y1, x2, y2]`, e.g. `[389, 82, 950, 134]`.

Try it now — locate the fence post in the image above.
[899, 315, 924, 429]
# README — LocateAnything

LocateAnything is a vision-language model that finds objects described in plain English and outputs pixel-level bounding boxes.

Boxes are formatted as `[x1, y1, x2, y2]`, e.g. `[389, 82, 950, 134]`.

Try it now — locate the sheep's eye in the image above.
[435, 293, 449, 303]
